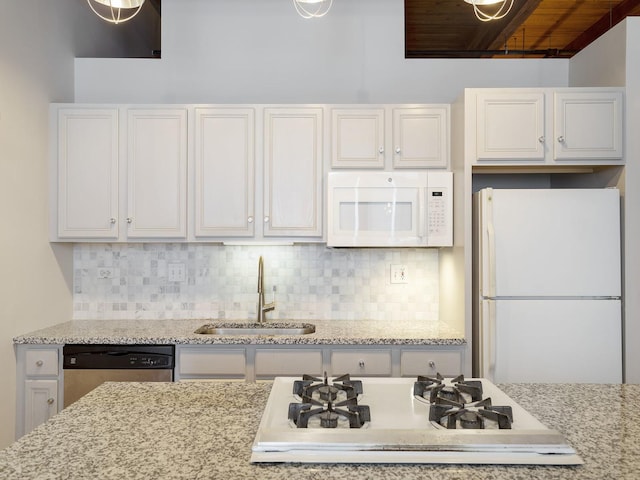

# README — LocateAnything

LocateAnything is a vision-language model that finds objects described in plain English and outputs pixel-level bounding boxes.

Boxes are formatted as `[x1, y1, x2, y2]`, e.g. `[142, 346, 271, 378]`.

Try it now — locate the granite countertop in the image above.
[13, 319, 465, 346]
[0, 381, 638, 479]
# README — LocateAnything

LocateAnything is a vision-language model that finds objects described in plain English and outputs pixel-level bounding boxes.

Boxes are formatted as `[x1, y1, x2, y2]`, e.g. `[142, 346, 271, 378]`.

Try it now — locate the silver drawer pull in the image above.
[428, 360, 435, 368]
[358, 360, 365, 368]
[47, 398, 55, 405]
[36, 360, 44, 367]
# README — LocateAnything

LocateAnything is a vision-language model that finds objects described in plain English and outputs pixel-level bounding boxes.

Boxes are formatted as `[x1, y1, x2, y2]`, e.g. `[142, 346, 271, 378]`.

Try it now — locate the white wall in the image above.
[0, 0, 142, 448]
[569, 19, 640, 383]
[74, 0, 569, 104]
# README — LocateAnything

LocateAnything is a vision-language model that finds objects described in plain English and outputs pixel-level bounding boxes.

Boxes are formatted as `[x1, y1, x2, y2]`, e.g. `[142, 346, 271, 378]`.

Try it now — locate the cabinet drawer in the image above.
[255, 349, 322, 377]
[400, 350, 462, 377]
[25, 349, 59, 376]
[179, 348, 246, 376]
[331, 349, 392, 376]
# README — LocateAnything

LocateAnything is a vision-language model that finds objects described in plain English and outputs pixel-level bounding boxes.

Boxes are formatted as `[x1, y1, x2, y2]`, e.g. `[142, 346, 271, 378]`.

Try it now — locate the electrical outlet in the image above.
[97, 268, 113, 279]
[168, 262, 186, 282]
[390, 264, 408, 284]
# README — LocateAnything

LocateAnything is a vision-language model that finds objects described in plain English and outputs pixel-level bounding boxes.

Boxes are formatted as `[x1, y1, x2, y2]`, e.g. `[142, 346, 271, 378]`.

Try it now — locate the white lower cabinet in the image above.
[177, 347, 246, 379]
[330, 349, 392, 376]
[254, 349, 323, 379]
[16, 345, 62, 439]
[400, 349, 463, 377]
[175, 345, 464, 381]
[24, 380, 58, 434]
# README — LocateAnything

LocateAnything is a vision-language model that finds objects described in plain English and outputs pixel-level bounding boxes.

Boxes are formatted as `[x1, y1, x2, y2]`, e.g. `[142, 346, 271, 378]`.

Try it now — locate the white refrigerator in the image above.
[474, 187, 622, 383]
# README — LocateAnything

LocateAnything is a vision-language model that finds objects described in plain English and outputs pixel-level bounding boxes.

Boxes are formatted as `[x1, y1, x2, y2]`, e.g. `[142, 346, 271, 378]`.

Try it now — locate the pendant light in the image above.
[293, 0, 333, 19]
[464, 0, 514, 22]
[87, 0, 145, 25]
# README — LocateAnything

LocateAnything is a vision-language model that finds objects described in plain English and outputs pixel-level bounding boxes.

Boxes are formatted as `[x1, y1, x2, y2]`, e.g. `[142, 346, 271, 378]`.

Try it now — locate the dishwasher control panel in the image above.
[63, 345, 175, 369]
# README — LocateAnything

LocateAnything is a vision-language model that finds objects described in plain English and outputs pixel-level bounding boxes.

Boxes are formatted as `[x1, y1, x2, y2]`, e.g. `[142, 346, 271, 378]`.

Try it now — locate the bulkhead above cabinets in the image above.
[49, 103, 452, 244]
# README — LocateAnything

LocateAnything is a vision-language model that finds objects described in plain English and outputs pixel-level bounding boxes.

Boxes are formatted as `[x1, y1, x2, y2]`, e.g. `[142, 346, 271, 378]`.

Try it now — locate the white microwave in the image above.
[327, 171, 453, 247]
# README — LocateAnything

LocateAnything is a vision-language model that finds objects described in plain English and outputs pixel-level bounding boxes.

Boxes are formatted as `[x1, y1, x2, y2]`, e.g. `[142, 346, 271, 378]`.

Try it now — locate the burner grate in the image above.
[416, 374, 514, 430]
[289, 372, 370, 429]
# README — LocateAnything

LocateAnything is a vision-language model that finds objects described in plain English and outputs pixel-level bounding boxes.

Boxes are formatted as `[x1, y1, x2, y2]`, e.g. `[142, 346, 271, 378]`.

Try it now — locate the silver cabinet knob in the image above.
[558, 136, 565, 143]
[248, 216, 254, 224]
[36, 360, 44, 367]
[358, 360, 365, 368]
[109, 218, 117, 224]
[538, 136, 545, 143]
[126, 217, 133, 224]
[395, 147, 401, 154]
[428, 360, 435, 369]
[264, 216, 269, 223]
[47, 398, 55, 405]
[378, 147, 384, 154]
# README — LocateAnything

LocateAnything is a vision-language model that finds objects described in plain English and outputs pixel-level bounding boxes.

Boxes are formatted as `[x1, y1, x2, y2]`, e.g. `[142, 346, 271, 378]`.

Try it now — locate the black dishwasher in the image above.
[63, 344, 174, 407]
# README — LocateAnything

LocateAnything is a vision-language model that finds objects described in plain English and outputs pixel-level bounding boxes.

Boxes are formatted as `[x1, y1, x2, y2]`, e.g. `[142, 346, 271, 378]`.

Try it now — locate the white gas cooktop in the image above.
[251, 375, 583, 465]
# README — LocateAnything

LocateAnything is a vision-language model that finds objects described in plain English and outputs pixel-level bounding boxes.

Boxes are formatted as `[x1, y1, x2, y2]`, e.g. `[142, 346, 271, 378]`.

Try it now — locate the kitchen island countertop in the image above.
[1, 381, 638, 479]
[13, 318, 465, 346]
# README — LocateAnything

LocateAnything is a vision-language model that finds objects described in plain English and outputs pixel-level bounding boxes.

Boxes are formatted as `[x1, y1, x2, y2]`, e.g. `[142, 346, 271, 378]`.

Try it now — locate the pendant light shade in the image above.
[87, 0, 145, 24]
[464, 0, 514, 22]
[293, 0, 333, 19]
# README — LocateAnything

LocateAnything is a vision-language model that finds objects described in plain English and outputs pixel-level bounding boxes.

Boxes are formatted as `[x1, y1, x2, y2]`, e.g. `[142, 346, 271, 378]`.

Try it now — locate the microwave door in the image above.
[330, 187, 421, 247]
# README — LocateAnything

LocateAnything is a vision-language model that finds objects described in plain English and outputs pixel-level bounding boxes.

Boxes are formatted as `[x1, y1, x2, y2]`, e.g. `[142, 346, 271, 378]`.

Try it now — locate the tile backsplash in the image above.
[73, 244, 440, 322]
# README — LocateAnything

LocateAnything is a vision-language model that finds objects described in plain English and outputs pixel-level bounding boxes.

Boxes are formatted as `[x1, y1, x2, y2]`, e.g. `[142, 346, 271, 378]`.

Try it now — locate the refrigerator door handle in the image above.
[487, 301, 497, 380]
[481, 189, 497, 298]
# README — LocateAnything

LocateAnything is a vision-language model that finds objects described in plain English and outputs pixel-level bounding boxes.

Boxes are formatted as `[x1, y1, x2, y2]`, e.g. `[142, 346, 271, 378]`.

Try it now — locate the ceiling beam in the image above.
[486, 0, 543, 52]
[563, 0, 640, 51]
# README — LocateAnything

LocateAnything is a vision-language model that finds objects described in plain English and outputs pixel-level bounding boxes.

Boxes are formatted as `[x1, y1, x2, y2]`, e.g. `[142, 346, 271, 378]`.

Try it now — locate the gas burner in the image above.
[414, 373, 483, 405]
[288, 398, 371, 429]
[429, 397, 513, 430]
[293, 372, 363, 404]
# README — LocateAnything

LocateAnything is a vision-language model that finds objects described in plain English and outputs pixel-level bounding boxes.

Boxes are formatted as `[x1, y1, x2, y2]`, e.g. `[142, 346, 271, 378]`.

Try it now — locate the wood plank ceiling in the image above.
[405, 0, 640, 58]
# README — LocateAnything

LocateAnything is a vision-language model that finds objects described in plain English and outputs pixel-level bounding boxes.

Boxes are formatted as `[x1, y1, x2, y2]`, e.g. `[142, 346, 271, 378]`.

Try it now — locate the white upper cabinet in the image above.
[471, 88, 624, 166]
[553, 91, 623, 160]
[55, 108, 119, 239]
[126, 108, 188, 238]
[194, 108, 255, 237]
[475, 92, 546, 161]
[330, 105, 450, 170]
[393, 106, 450, 168]
[331, 108, 385, 168]
[263, 107, 323, 238]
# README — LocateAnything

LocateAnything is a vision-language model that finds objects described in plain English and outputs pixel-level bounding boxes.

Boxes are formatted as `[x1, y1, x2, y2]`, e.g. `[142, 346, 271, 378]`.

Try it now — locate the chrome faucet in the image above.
[257, 256, 275, 323]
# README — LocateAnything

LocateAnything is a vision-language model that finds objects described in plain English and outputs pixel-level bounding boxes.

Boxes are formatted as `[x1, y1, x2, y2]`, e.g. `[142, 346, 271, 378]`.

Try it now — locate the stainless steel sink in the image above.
[194, 322, 316, 336]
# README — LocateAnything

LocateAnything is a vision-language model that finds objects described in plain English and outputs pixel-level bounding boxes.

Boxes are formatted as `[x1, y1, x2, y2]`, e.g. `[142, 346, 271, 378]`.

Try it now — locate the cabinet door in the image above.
[400, 350, 462, 377]
[255, 349, 323, 377]
[178, 347, 246, 378]
[553, 91, 623, 160]
[331, 349, 392, 376]
[127, 109, 188, 238]
[331, 108, 385, 168]
[56, 108, 119, 239]
[194, 108, 255, 237]
[393, 107, 449, 168]
[24, 380, 58, 435]
[475, 92, 545, 161]
[263, 108, 323, 237]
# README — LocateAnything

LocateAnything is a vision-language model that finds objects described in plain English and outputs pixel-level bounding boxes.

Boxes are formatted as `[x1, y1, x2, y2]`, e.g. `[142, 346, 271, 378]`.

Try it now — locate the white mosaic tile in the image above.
[73, 244, 440, 321]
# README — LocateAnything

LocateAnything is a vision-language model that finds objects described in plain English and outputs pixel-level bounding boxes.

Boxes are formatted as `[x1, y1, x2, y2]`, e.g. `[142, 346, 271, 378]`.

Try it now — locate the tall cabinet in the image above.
[450, 87, 625, 378]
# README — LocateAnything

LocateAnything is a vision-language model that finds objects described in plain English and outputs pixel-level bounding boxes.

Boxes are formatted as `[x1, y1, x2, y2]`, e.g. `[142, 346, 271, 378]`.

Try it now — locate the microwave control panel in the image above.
[425, 172, 453, 247]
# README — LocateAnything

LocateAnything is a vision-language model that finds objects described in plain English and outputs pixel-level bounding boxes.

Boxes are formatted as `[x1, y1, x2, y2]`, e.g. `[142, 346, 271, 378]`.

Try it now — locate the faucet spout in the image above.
[257, 256, 275, 323]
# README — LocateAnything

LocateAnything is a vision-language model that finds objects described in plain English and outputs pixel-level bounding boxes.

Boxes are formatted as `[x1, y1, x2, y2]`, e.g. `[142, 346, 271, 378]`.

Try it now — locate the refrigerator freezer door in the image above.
[483, 299, 622, 383]
[480, 188, 621, 298]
